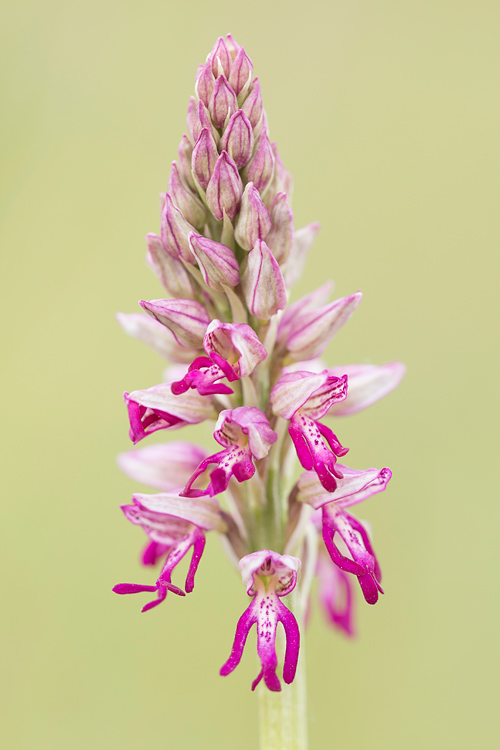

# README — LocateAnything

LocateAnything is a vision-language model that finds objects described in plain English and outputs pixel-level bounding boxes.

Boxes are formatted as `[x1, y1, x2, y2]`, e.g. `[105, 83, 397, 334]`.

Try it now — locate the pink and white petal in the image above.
[297, 466, 392, 510]
[116, 313, 198, 364]
[133, 492, 225, 532]
[327, 362, 406, 416]
[117, 441, 208, 491]
[127, 383, 216, 425]
[270, 371, 330, 419]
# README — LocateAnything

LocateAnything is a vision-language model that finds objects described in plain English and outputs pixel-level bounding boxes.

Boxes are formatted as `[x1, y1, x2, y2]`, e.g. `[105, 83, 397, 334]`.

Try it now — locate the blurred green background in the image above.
[1, 1, 499, 748]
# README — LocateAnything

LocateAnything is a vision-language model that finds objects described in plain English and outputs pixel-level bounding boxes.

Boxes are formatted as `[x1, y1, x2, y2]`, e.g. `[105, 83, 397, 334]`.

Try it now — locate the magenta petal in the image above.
[279, 601, 300, 685]
[185, 529, 206, 593]
[113, 583, 158, 595]
[220, 604, 258, 676]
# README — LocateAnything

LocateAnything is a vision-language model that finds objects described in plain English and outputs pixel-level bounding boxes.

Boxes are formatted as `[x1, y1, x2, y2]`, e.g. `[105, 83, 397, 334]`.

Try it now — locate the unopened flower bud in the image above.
[168, 161, 206, 228]
[192, 128, 218, 189]
[209, 75, 238, 129]
[186, 96, 197, 142]
[178, 135, 195, 190]
[206, 151, 243, 221]
[219, 110, 254, 169]
[145, 233, 195, 298]
[189, 233, 239, 291]
[192, 100, 219, 144]
[161, 193, 196, 264]
[265, 193, 294, 264]
[228, 47, 253, 97]
[234, 182, 272, 251]
[225, 34, 240, 59]
[241, 130, 275, 195]
[195, 62, 215, 107]
[140, 298, 210, 348]
[209, 37, 232, 78]
[241, 77, 263, 129]
[267, 142, 294, 204]
[242, 240, 287, 320]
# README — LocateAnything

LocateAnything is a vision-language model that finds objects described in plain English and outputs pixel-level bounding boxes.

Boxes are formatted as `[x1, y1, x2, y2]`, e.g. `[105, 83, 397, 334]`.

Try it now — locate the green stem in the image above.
[257, 590, 308, 750]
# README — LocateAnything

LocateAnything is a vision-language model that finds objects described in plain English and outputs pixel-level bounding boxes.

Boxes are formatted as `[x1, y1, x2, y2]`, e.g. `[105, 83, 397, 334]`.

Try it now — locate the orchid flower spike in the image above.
[114, 34, 404, 699]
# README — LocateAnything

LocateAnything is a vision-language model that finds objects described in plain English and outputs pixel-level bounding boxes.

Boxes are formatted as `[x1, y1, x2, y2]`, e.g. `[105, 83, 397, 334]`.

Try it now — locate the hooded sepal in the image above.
[191, 128, 219, 190]
[188, 233, 239, 291]
[161, 193, 196, 264]
[241, 129, 275, 195]
[219, 110, 254, 169]
[270, 370, 348, 421]
[168, 161, 206, 228]
[208, 75, 238, 129]
[241, 240, 287, 321]
[228, 47, 253, 98]
[116, 312, 200, 364]
[139, 298, 210, 348]
[181, 407, 277, 497]
[241, 77, 263, 129]
[206, 151, 243, 221]
[234, 182, 272, 251]
[145, 233, 195, 298]
[265, 193, 294, 264]
[220, 550, 301, 691]
[124, 384, 216, 444]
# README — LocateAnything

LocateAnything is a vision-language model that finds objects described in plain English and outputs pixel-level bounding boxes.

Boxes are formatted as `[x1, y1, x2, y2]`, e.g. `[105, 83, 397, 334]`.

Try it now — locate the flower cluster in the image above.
[114, 35, 405, 691]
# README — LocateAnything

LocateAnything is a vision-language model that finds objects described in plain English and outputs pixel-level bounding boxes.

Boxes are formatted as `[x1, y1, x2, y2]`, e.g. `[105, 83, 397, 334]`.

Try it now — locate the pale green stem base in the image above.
[257, 592, 308, 750]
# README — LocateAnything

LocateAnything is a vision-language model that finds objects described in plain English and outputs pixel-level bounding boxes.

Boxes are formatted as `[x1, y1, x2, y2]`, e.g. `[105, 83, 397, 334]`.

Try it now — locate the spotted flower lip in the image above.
[299, 465, 392, 605]
[181, 407, 277, 498]
[271, 370, 349, 492]
[220, 550, 301, 692]
[322, 506, 383, 605]
[171, 320, 267, 396]
[124, 384, 216, 444]
[113, 493, 224, 611]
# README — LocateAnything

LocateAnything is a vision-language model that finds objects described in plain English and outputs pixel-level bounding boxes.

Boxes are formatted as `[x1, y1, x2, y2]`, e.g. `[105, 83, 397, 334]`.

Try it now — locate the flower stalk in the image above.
[113, 33, 405, 747]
